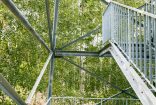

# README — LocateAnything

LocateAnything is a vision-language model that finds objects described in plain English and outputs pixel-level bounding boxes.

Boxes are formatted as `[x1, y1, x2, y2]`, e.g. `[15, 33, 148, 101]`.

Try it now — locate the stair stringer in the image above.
[100, 41, 156, 105]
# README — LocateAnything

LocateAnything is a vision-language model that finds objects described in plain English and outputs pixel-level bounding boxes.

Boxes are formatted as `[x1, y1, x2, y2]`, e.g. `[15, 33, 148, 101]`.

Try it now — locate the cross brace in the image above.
[0, 74, 26, 105]
[63, 57, 137, 99]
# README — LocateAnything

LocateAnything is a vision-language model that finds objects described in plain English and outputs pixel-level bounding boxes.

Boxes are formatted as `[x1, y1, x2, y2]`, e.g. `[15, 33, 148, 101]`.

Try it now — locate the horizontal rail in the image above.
[96, 87, 132, 105]
[2, 0, 51, 52]
[55, 51, 99, 57]
[0, 74, 27, 105]
[51, 96, 140, 105]
[51, 97, 138, 100]
[26, 53, 53, 104]
[111, 1, 156, 18]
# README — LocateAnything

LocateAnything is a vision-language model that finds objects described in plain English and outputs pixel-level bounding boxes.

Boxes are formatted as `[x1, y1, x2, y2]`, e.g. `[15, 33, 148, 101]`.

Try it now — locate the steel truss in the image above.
[1, 0, 156, 105]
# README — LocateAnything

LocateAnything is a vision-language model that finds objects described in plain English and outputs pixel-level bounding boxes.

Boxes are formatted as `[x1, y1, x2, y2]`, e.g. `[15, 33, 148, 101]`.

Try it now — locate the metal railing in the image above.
[139, 3, 156, 14]
[48, 97, 141, 105]
[2, 0, 156, 104]
[103, 1, 156, 91]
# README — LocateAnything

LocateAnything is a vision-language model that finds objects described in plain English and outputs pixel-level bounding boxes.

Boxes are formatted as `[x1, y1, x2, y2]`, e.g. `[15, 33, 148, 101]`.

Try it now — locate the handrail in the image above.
[102, 1, 156, 104]
[112, 1, 156, 18]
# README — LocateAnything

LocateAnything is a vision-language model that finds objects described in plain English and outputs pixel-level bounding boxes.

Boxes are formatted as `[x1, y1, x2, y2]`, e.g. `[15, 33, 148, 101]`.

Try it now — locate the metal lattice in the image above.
[1, 0, 156, 105]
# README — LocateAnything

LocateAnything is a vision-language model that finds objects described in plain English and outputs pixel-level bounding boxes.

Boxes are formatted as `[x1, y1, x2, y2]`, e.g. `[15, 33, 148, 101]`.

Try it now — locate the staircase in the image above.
[101, 1, 156, 105]
[1, 0, 156, 105]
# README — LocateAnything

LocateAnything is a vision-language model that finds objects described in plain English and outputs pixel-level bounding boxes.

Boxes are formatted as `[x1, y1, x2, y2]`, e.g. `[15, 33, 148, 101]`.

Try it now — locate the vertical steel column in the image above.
[110, 4, 112, 40]
[144, 5, 147, 77]
[126, 8, 128, 55]
[135, 12, 139, 66]
[152, 2, 155, 82]
[128, 9, 131, 58]
[115, 4, 117, 42]
[101, 99, 103, 105]
[113, 4, 116, 42]
[110, 3, 112, 41]
[45, 0, 53, 104]
[155, 19, 156, 85]
[47, 0, 59, 105]
[121, 7, 123, 49]
[117, 5, 119, 44]
[120, 6, 122, 47]
[139, 13, 142, 71]
[45, 0, 52, 47]
[123, 7, 125, 51]
[147, 16, 150, 80]
[125, 8, 127, 53]
[111, 3, 114, 41]
[132, 11, 134, 61]
[149, 16, 152, 82]
[123, 7, 125, 50]
[119, 6, 121, 46]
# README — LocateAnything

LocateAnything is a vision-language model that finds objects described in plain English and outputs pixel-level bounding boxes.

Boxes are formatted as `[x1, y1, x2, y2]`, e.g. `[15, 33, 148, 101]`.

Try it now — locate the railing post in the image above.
[109, 3, 112, 41]
[155, 18, 156, 86]
[139, 13, 142, 72]
[135, 12, 139, 66]
[144, 4, 147, 77]
[111, 3, 114, 41]
[132, 11, 134, 61]
[101, 99, 103, 105]
[128, 9, 131, 59]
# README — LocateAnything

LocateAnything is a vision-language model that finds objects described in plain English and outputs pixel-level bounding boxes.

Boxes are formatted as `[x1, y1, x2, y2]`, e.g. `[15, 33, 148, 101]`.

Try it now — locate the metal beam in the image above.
[45, 0, 52, 48]
[59, 26, 101, 50]
[55, 51, 99, 57]
[55, 50, 111, 57]
[47, 0, 59, 105]
[109, 41, 156, 105]
[96, 87, 132, 105]
[47, 55, 55, 105]
[63, 57, 138, 99]
[1, 0, 51, 52]
[98, 42, 111, 56]
[99, 47, 111, 57]
[51, 0, 59, 50]
[0, 74, 27, 105]
[26, 53, 52, 104]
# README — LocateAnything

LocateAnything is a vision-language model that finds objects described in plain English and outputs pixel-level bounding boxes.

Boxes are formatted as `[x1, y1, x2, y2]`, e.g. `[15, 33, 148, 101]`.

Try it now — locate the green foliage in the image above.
[0, 0, 142, 104]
